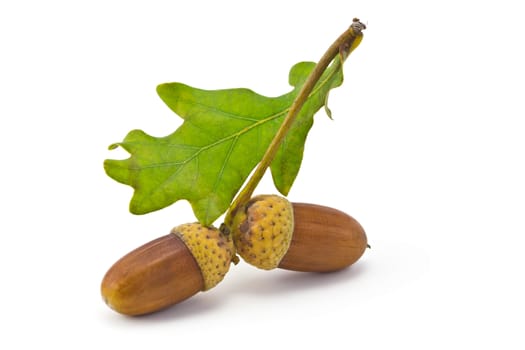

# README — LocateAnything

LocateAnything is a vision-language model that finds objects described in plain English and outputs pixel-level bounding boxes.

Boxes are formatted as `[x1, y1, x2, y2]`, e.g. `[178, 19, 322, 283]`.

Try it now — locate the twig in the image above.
[223, 18, 366, 228]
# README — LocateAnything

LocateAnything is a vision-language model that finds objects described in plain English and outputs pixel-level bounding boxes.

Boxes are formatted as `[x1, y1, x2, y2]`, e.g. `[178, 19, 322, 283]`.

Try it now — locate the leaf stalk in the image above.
[223, 19, 366, 227]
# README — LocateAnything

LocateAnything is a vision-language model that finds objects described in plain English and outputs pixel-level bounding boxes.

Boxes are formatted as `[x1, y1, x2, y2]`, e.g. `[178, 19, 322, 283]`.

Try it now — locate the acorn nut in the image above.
[230, 195, 368, 272]
[101, 223, 235, 316]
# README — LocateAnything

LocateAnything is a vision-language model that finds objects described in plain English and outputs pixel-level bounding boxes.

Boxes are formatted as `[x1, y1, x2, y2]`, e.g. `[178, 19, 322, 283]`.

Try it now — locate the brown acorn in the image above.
[101, 223, 235, 316]
[230, 195, 368, 272]
[279, 202, 368, 272]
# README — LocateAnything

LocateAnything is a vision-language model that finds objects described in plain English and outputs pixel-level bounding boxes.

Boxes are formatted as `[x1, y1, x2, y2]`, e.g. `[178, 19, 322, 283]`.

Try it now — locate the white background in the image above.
[1, 0, 524, 348]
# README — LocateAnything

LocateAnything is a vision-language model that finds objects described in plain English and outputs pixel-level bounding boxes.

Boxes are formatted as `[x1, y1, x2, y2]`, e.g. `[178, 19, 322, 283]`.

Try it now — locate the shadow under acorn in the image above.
[116, 261, 368, 322]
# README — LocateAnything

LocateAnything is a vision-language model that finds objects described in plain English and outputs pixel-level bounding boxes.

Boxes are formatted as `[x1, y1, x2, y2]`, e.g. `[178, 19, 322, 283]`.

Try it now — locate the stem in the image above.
[223, 19, 366, 227]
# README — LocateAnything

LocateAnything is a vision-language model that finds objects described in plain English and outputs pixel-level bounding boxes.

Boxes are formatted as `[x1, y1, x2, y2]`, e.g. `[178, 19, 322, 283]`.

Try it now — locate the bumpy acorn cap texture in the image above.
[231, 194, 294, 270]
[171, 223, 235, 291]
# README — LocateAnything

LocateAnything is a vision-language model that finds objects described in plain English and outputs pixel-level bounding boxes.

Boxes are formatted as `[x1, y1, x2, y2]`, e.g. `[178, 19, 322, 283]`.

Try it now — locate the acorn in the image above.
[101, 223, 236, 316]
[230, 195, 368, 272]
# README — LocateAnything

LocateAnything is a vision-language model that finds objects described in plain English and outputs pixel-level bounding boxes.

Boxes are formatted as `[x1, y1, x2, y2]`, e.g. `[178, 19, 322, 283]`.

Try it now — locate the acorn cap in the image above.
[171, 223, 235, 290]
[231, 195, 294, 270]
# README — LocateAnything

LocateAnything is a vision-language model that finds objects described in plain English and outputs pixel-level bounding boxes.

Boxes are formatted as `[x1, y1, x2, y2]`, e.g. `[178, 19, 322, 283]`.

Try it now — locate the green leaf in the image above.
[104, 58, 344, 225]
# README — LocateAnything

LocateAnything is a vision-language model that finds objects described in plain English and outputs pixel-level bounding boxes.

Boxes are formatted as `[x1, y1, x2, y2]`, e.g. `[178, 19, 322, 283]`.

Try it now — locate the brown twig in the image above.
[223, 18, 366, 228]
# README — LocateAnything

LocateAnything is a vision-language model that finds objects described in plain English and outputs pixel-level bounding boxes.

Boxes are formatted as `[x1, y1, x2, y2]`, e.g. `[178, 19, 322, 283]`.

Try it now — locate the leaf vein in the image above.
[130, 111, 286, 170]
[181, 97, 261, 122]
